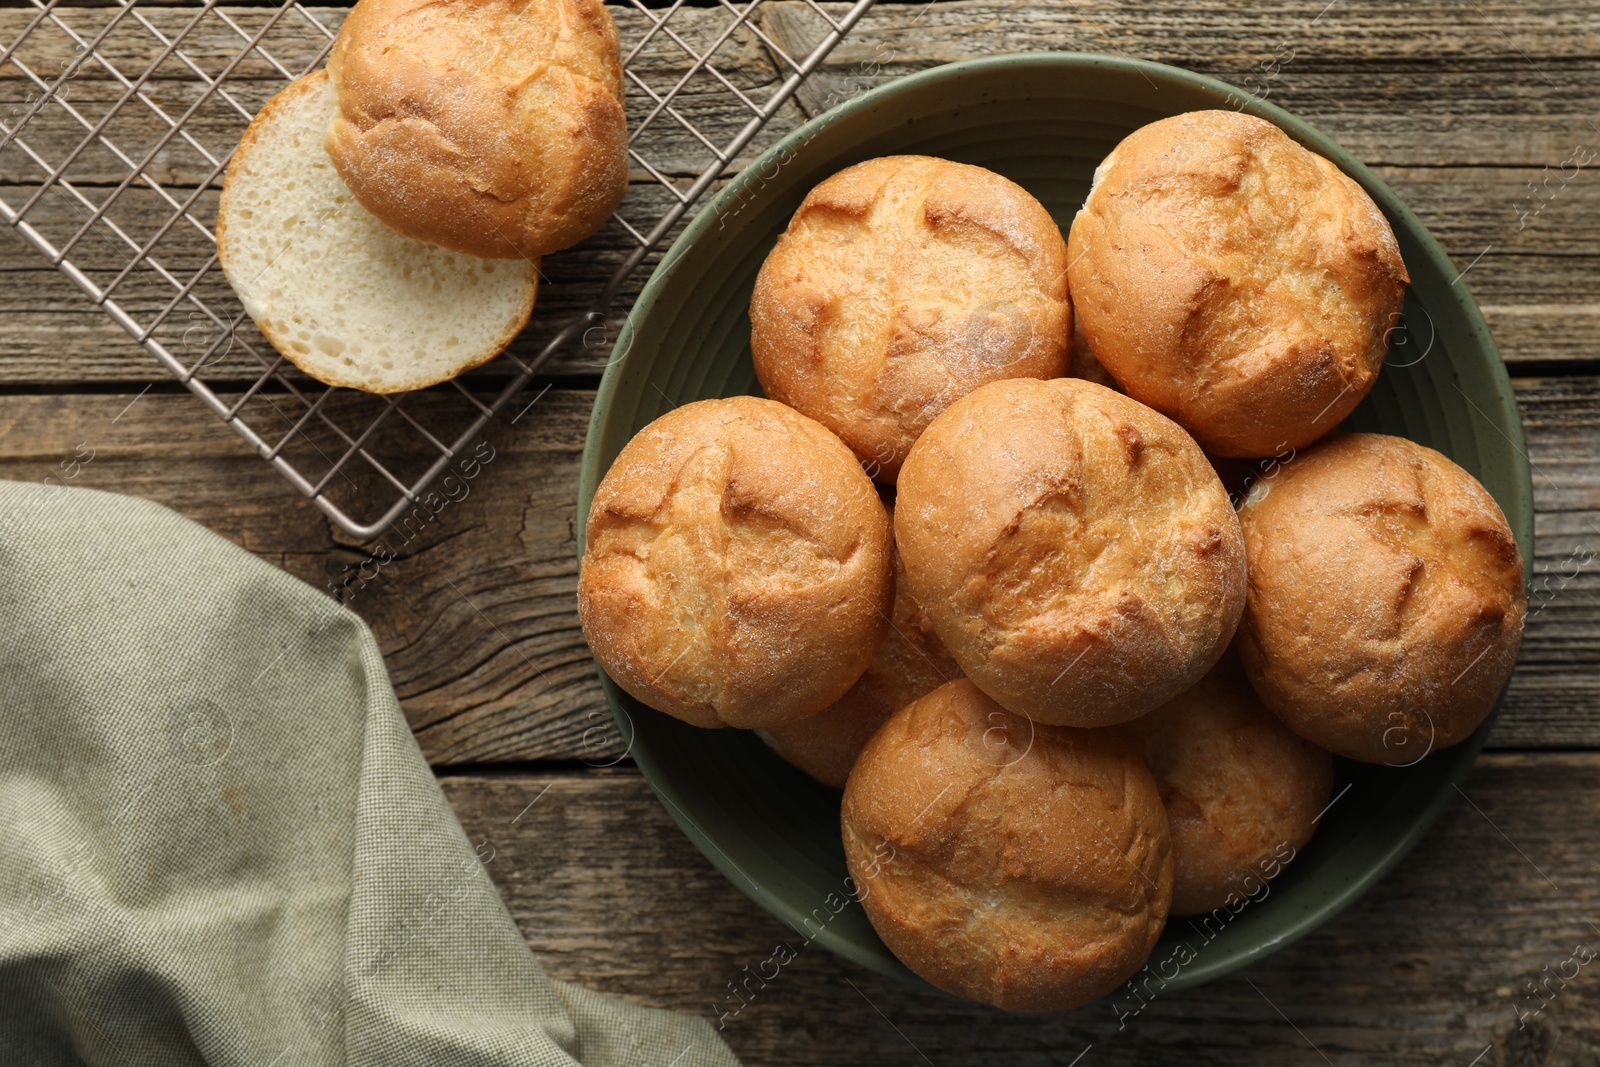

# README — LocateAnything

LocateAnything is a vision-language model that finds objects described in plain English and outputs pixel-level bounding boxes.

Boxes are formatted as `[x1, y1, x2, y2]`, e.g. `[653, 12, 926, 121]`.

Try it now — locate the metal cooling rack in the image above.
[0, 0, 875, 539]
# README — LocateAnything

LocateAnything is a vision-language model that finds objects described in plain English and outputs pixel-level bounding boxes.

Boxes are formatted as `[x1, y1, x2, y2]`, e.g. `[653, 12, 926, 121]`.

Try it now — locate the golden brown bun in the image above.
[760, 506, 963, 788]
[842, 679, 1171, 1012]
[750, 155, 1072, 483]
[1123, 652, 1333, 915]
[895, 377, 1247, 727]
[577, 397, 893, 729]
[326, 0, 627, 260]
[1067, 110, 1409, 457]
[1237, 433, 1527, 763]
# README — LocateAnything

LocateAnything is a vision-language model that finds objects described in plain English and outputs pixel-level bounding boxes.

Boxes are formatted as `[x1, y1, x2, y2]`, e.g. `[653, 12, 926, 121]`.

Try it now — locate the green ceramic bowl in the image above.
[577, 53, 1533, 1000]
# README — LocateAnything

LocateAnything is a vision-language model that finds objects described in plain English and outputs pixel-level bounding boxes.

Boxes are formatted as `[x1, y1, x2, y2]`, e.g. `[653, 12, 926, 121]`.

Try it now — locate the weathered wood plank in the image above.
[0, 387, 609, 764]
[5, 0, 1598, 387]
[0, 182, 691, 384]
[1, 163, 1596, 384]
[0, 0, 815, 381]
[2, 6, 1595, 1063]
[0, 377, 1593, 760]
[440, 753, 1600, 1065]
[0, 5, 809, 185]
[770, 0, 1600, 166]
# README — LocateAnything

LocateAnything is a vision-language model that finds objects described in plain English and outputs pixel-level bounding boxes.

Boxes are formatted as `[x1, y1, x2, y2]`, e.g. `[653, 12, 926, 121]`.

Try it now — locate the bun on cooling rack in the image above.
[894, 377, 1247, 728]
[577, 396, 893, 730]
[1236, 433, 1527, 764]
[216, 71, 537, 393]
[842, 679, 1171, 1012]
[1122, 651, 1333, 915]
[326, 0, 628, 260]
[759, 504, 962, 788]
[1067, 110, 1408, 457]
[749, 155, 1072, 483]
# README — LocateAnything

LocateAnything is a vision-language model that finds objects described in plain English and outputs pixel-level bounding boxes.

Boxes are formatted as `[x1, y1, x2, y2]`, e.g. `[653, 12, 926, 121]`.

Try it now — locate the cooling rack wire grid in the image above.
[0, 0, 876, 538]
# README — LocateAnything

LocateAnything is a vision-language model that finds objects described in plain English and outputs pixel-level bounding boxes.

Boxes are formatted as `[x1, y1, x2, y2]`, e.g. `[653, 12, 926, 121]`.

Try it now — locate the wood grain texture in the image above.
[0, 5, 808, 181]
[4, 1, 1599, 387]
[0, 377, 1593, 760]
[4, 181, 1590, 396]
[0, 388, 610, 764]
[774, 1, 1600, 165]
[0, 1, 817, 384]
[0, 182, 691, 385]
[2, 5, 1598, 1061]
[2, 165, 1593, 382]
[440, 753, 1600, 1066]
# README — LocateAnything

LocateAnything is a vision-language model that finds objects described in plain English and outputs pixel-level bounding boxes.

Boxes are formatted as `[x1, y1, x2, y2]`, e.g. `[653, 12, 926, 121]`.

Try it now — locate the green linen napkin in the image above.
[0, 481, 737, 1067]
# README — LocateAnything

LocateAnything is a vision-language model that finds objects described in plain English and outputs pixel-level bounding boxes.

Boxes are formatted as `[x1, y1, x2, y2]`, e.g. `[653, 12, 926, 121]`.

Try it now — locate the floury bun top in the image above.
[1068, 109, 1409, 458]
[750, 155, 1073, 483]
[326, 0, 629, 261]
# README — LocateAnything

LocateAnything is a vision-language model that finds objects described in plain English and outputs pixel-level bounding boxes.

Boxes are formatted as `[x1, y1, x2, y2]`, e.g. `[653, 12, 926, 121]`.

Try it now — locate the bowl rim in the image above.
[579, 50, 1535, 998]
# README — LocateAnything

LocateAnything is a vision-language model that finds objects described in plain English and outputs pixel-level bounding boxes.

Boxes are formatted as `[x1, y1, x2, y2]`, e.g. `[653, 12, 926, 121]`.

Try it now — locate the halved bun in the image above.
[325, 0, 627, 260]
[216, 71, 537, 394]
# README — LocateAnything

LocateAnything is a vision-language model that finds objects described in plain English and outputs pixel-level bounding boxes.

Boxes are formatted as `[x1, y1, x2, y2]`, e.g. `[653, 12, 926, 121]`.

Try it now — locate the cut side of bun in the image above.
[216, 70, 537, 394]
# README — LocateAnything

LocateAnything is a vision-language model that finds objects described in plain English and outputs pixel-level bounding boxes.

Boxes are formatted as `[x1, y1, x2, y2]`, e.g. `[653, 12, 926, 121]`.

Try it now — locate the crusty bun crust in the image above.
[1123, 652, 1333, 915]
[895, 377, 1247, 727]
[760, 506, 962, 788]
[326, 0, 627, 260]
[750, 156, 1072, 483]
[577, 397, 893, 730]
[842, 679, 1171, 1012]
[1068, 110, 1409, 457]
[217, 71, 537, 394]
[1237, 433, 1527, 763]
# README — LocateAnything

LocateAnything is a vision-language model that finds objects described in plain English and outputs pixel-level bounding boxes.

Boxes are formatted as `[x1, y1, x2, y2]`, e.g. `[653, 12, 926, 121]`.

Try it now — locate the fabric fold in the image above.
[0, 482, 737, 1067]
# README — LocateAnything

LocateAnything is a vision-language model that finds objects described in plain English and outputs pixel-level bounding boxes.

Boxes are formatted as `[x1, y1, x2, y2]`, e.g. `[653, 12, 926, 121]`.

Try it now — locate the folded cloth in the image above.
[0, 482, 738, 1067]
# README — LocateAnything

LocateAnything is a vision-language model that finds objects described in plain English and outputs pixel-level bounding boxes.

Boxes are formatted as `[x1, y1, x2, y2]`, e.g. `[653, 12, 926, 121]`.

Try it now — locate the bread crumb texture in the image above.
[896, 377, 1246, 728]
[751, 155, 1072, 482]
[1068, 110, 1408, 457]
[216, 71, 537, 393]
[842, 679, 1172, 1012]
[577, 397, 894, 730]
[1237, 433, 1526, 763]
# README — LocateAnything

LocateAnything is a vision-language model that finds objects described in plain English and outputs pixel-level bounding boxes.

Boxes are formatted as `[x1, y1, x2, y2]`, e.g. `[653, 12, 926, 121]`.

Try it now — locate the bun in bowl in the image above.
[1123, 652, 1333, 915]
[1236, 433, 1527, 763]
[895, 377, 1246, 727]
[750, 155, 1072, 483]
[577, 397, 892, 730]
[842, 679, 1171, 1011]
[1068, 110, 1408, 457]
[760, 505, 962, 787]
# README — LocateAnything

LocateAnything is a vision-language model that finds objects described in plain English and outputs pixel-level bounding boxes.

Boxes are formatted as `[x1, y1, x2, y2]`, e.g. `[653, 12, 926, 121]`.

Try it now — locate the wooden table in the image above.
[3, 2, 1598, 1063]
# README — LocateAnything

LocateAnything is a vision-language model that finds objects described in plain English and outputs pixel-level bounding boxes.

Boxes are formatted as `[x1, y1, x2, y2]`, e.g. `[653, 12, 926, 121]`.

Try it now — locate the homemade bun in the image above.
[895, 377, 1246, 727]
[1237, 433, 1526, 763]
[750, 156, 1072, 483]
[217, 71, 537, 393]
[1123, 653, 1333, 915]
[577, 397, 893, 730]
[326, 0, 627, 260]
[1068, 110, 1409, 457]
[760, 507, 962, 787]
[842, 679, 1171, 1012]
